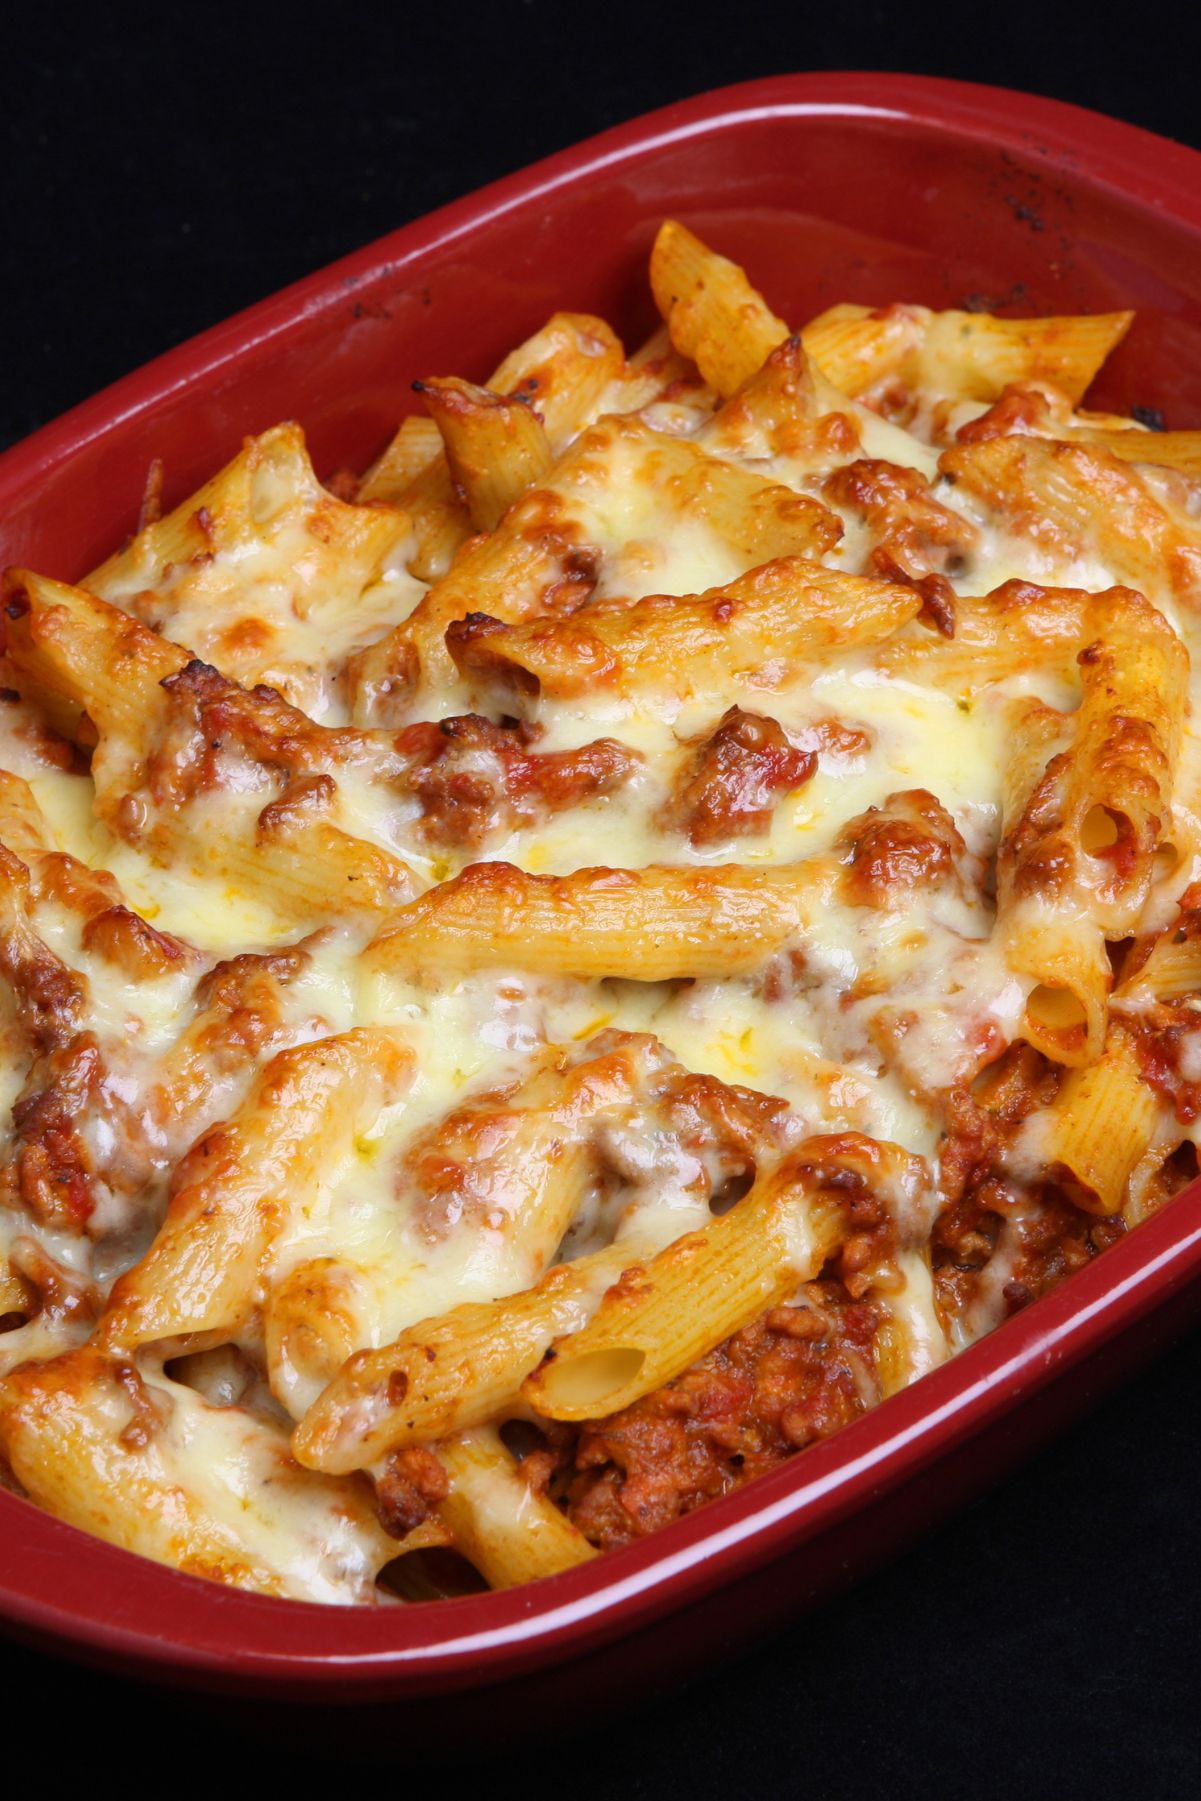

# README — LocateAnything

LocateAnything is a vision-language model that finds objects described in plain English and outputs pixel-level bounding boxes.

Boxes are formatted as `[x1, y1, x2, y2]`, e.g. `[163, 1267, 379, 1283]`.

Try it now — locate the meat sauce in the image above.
[374, 1284, 883, 1552]
[559, 1284, 881, 1549]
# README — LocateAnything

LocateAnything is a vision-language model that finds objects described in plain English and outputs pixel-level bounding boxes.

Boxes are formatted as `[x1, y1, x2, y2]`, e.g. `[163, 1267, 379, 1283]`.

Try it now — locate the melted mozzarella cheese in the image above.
[3, 323, 1197, 1605]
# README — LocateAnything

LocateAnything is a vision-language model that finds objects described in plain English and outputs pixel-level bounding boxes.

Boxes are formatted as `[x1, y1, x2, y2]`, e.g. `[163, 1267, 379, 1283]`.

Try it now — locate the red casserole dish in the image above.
[3, 70, 1201, 1722]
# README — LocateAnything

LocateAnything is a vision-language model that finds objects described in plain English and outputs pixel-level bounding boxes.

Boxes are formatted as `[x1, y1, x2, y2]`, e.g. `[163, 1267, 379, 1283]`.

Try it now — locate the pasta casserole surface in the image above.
[1, 222, 1199, 1601]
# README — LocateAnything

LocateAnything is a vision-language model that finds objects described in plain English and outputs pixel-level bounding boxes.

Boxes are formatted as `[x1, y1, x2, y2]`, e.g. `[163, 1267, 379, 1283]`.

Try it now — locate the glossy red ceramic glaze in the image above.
[3, 72, 1201, 1713]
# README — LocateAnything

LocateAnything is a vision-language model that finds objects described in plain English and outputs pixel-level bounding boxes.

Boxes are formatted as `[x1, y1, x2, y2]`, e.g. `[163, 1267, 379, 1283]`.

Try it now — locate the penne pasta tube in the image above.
[77, 422, 412, 713]
[1008, 915, 1112, 1069]
[486, 312, 625, 448]
[245, 783, 420, 921]
[996, 699, 1108, 1067]
[801, 302, 928, 398]
[263, 1256, 371, 1419]
[801, 303, 1130, 405]
[1060, 601, 1187, 935]
[360, 313, 624, 575]
[365, 441, 471, 582]
[999, 697, 1073, 826]
[997, 591, 1184, 900]
[435, 1428, 597, 1587]
[1040, 1023, 1165, 1215]
[917, 308, 1132, 405]
[1073, 427, 1201, 477]
[875, 579, 1097, 692]
[521, 1134, 910, 1421]
[397, 1035, 670, 1278]
[703, 334, 862, 472]
[366, 856, 837, 983]
[650, 219, 790, 396]
[86, 421, 410, 624]
[881, 580, 1187, 725]
[2, 567, 185, 743]
[995, 596, 1187, 1061]
[0, 1348, 288, 1595]
[417, 376, 553, 532]
[1119, 909, 1201, 1002]
[292, 1239, 637, 1472]
[1121, 1133, 1194, 1230]
[101, 1029, 413, 1350]
[940, 435, 1201, 612]
[360, 413, 444, 500]
[2, 572, 421, 920]
[448, 558, 920, 704]
[601, 322, 700, 414]
[605, 425, 844, 564]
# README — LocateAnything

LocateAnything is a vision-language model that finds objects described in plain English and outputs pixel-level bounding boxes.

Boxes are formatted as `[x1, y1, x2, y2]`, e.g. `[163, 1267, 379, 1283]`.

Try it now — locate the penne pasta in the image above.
[486, 312, 625, 448]
[801, 301, 1131, 406]
[292, 1239, 638, 1472]
[262, 1256, 373, 1419]
[917, 308, 1132, 405]
[416, 376, 553, 532]
[359, 312, 624, 578]
[85, 423, 413, 714]
[703, 334, 863, 472]
[940, 435, 1201, 612]
[650, 219, 789, 396]
[523, 1135, 920, 1421]
[1040, 1023, 1165, 1215]
[1120, 907, 1201, 1002]
[435, 1428, 597, 1587]
[1073, 427, 1201, 477]
[359, 413, 445, 500]
[601, 322, 701, 415]
[448, 558, 919, 704]
[362, 432, 471, 582]
[366, 856, 836, 982]
[100, 1030, 413, 1350]
[995, 590, 1187, 1064]
[801, 302, 929, 398]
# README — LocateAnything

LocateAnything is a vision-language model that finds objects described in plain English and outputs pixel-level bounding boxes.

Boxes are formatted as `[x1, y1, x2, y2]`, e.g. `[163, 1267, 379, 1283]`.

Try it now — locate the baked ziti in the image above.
[1, 221, 1198, 1602]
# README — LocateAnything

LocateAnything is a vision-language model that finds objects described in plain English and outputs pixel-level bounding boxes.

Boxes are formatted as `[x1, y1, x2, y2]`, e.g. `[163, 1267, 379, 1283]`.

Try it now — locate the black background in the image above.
[3, 4, 1201, 1793]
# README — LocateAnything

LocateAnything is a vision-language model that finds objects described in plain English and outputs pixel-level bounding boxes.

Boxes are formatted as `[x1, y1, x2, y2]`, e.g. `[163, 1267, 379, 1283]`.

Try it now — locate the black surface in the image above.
[3, 4, 1201, 1792]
